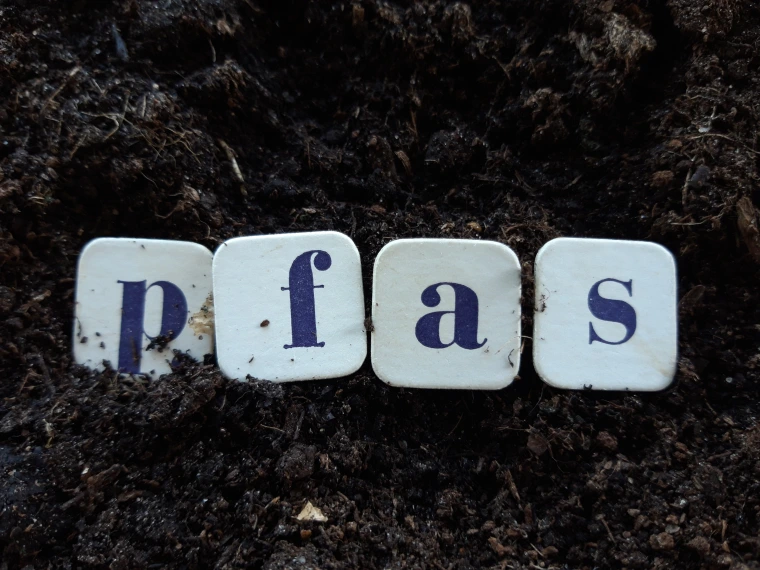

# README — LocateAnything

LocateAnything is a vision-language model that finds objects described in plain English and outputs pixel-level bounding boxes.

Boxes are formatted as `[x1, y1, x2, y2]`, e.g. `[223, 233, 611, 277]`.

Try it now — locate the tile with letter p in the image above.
[371, 239, 522, 390]
[73, 238, 214, 377]
[533, 237, 677, 391]
[213, 231, 366, 382]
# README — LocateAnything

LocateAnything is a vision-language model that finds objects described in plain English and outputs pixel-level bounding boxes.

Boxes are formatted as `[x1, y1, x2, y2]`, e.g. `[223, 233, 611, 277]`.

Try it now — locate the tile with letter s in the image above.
[212, 231, 367, 382]
[533, 237, 677, 391]
[73, 238, 214, 377]
[371, 239, 522, 390]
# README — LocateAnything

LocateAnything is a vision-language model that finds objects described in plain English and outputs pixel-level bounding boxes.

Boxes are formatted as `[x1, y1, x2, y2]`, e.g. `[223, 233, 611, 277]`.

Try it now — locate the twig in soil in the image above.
[104, 93, 130, 140]
[494, 335, 532, 355]
[686, 133, 760, 155]
[670, 219, 709, 226]
[395, 150, 412, 175]
[599, 516, 617, 544]
[446, 413, 463, 437]
[514, 170, 536, 195]
[408, 112, 419, 144]
[218, 139, 246, 195]
[707, 450, 732, 462]
[292, 409, 305, 440]
[43, 419, 55, 448]
[39, 66, 81, 119]
[37, 354, 54, 397]
[682, 166, 692, 207]
[529, 384, 546, 416]
[505, 468, 521, 506]
[530, 543, 545, 558]
[68, 135, 87, 160]
[350, 209, 357, 237]
[17, 372, 31, 395]
[80, 92, 131, 143]
[208, 39, 217, 64]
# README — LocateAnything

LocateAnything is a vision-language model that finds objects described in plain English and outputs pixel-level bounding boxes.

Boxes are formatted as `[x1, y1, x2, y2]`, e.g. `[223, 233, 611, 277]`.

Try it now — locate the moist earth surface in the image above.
[1, 0, 760, 568]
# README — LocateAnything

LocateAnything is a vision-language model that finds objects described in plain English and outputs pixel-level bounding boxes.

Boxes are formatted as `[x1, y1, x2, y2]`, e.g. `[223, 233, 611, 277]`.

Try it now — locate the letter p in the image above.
[117, 280, 188, 373]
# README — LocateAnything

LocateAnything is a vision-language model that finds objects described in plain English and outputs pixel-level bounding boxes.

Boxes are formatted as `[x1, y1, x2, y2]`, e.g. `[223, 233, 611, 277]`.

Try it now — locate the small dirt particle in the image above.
[261, 319, 270, 327]
[0, 286, 16, 313]
[352, 4, 364, 27]
[444, 3, 474, 43]
[651, 170, 674, 187]
[188, 293, 215, 336]
[87, 464, 123, 490]
[296, 502, 327, 523]
[394, 150, 412, 176]
[367, 135, 397, 179]
[687, 165, 711, 189]
[542, 546, 559, 558]
[649, 532, 675, 551]
[595, 431, 618, 452]
[527, 433, 549, 456]
[488, 537, 511, 557]
[679, 285, 707, 314]
[277, 444, 316, 481]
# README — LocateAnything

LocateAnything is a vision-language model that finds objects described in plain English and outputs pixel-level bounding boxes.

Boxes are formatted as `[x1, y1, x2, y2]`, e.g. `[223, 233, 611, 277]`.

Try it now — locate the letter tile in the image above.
[213, 231, 366, 381]
[73, 238, 214, 377]
[371, 239, 521, 389]
[533, 237, 677, 391]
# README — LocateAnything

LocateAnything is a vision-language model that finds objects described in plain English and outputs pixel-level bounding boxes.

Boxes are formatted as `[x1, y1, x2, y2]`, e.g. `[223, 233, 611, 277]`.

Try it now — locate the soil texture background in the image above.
[1, 0, 760, 568]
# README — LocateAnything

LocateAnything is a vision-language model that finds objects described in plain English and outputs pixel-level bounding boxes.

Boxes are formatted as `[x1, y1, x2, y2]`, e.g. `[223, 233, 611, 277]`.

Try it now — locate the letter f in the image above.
[282, 250, 332, 349]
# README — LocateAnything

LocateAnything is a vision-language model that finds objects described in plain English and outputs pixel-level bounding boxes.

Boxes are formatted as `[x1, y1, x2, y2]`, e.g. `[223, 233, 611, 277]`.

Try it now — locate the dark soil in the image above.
[2, 0, 760, 568]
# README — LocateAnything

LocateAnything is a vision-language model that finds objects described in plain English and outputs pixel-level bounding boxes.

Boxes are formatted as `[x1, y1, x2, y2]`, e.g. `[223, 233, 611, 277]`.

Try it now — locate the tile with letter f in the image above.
[213, 231, 367, 382]
[371, 239, 522, 390]
[73, 238, 214, 377]
[533, 237, 677, 391]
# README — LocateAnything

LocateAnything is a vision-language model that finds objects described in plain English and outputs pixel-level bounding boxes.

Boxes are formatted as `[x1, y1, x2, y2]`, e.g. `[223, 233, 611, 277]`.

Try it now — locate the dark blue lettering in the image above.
[415, 282, 486, 349]
[117, 280, 188, 373]
[282, 250, 332, 349]
[588, 278, 636, 345]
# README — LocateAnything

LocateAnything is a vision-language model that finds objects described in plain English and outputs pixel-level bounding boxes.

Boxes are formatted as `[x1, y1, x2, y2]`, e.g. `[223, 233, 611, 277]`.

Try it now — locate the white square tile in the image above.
[73, 238, 214, 377]
[213, 231, 366, 381]
[533, 237, 677, 391]
[371, 239, 522, 390]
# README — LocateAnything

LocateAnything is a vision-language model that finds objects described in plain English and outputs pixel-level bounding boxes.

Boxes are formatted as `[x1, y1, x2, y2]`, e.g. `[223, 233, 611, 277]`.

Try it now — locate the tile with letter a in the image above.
[533, 237, 677, 391]
[73, 238, 214, 377]
[213, 231, 366, 382]
[371, 239, 522, 390]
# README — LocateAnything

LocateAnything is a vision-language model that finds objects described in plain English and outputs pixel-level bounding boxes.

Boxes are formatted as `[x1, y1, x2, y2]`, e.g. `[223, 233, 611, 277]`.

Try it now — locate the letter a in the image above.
[415, 282, 486, 349]
[117, 280, 188, 374]
[588, 278, 637, 345]
[282, 250, 332, 349]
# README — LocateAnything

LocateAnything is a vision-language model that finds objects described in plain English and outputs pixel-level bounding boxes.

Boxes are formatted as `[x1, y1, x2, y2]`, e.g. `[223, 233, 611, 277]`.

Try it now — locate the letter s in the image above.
[588, 278, 636, 345]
